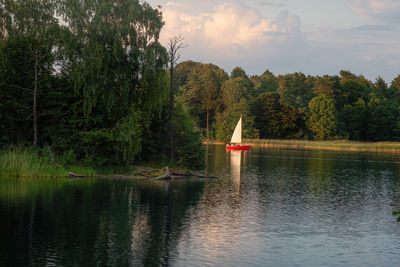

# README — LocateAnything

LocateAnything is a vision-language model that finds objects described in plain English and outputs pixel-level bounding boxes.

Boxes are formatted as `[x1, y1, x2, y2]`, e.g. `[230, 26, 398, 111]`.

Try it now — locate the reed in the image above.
[0, 146, 69, 177]
[0, 146, 137, 178]
[246, 139, 400, 152]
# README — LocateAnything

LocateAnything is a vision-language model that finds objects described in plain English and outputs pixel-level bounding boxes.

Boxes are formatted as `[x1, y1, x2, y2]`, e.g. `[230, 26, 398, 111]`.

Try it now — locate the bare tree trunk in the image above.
[168, 36, 185, 163]
[169, 57, 174, 162]
[33, 51, 38, 146]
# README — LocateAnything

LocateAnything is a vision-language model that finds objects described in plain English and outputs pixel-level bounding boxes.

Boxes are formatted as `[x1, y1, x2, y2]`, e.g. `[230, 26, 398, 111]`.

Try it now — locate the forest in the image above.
[1, 0, 400, 170]
[175, 62, 400, 143]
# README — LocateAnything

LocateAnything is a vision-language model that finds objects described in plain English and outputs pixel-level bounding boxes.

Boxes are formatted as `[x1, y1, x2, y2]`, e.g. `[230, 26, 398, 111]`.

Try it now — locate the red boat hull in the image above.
[226, 145, 251, 150]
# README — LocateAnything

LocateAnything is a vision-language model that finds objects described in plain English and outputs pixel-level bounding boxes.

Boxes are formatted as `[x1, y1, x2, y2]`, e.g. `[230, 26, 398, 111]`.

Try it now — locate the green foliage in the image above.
[313, 75, 340, 98]
[374, 76, 389, 98]
[391, 74, 400, 99]
[366, 96, 399, 141]
[338, 98, 367, 140]
[173, 104, 205, 170]
[215, 99, 259, 142]
[114, 110, 144, 164]
[277, 72, 315, 110]
[307, 96, 338, 140]
[252, 69, 278, 94]
[140, 103, 205, 170]
[2, 0, 400, 171]
[254, 92, 307, 139]
[179, 63, 228, 136]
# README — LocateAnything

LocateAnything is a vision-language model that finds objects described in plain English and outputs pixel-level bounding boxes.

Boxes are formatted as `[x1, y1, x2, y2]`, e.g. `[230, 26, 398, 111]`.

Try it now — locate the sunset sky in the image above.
[146, 0, 400, 82]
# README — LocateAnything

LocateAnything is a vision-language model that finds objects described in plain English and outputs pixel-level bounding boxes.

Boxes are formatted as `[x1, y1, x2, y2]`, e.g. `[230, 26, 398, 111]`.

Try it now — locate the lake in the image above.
[1, 145, 400, 266]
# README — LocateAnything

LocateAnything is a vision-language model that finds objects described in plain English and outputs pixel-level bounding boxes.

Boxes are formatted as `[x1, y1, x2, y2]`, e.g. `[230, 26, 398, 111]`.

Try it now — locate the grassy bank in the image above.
[0, 147, 134, 178]
[246, 139, 400, 152]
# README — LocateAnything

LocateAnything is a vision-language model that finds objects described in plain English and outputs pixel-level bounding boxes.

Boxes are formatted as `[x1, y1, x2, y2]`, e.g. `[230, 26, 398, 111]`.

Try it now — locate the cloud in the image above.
[350, 0, 400, 23]
[353, 24, 392, 31]
[259, 1, 285, 8]
[156, 0, 400, 82]
[159, 1, 301, 60]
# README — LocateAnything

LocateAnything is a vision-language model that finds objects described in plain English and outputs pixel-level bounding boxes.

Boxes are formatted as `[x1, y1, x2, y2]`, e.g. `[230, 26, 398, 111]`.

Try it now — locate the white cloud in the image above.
[159, 1, 301, 60]
[350, 0, 400, 22]
[155, 0, 400, 82]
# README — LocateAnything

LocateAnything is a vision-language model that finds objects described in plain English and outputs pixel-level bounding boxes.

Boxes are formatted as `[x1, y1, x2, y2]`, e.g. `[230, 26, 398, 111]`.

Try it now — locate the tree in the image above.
[366, 96, 399, 141]
[391, 74, 400, 99]
[338, 98, 367, 140]
[229, 66, 255, 96]
[252, 69, 278, 94]
[313, 75, 340, 98]
[182, 63, 228, 140]
[254, 92, 307, 139]
[221, 78, 250, 108]
[336, 80, 370, 109]
[277, 72, 314, 110]
[307, 96, 337, 140]
[215, 98, 258, 142]
[0, 0, 61, 146]
[374, 76, 388, 98]
[167, 36, 185, 162]
[58, 0, 168, 164]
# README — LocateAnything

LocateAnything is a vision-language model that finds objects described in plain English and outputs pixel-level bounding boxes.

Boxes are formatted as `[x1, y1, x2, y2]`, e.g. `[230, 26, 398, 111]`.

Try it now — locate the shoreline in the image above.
[204, 139, 400, 153]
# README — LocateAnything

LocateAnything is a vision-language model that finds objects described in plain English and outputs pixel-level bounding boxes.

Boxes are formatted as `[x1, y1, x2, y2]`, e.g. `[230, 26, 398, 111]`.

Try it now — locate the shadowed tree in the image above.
[338, 98, 367, 140]
[0, 0, 61, 146]
[374, 76, 388, 98]
[277, 72, 314, 110]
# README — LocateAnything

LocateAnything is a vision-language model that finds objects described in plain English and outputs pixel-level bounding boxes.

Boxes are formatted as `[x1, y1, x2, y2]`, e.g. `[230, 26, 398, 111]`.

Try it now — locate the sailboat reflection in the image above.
[228, 149, 248, 190]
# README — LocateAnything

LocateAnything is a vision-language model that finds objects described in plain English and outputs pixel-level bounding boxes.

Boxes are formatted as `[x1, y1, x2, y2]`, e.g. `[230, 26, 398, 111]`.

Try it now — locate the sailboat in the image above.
[226, 116, 251, 150]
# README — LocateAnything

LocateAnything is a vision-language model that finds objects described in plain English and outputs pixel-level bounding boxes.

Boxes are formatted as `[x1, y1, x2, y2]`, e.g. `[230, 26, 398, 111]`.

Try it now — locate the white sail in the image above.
[230, 116, 242, 144]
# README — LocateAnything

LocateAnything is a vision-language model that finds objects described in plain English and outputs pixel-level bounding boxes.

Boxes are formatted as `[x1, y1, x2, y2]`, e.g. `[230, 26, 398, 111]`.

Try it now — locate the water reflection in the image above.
[0, 178, 205, 266]
[227, 149, 249, 190]
[2, 147, 400, 266]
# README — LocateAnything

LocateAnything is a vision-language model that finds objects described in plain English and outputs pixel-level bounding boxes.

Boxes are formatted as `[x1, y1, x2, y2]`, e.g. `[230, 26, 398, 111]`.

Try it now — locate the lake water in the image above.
[1, 145, 400, 266]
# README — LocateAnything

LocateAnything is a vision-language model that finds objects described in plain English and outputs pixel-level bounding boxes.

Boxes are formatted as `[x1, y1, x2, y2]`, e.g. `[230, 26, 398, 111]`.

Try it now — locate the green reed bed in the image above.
[0, 147, 69, 177]
[247, 139, 400, 151]
[0, 147, 96, 177]
[0, 147, 137, 178]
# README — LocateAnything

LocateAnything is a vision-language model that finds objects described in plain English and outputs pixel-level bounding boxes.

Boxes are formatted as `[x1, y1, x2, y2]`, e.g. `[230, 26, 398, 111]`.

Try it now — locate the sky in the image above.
[146, 0, 400, 83]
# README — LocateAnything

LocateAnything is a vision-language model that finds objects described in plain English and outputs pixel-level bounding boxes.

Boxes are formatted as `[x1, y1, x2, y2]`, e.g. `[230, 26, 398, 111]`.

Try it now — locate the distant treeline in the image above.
[0, 0, 204, 169]
[2, 1, 400, 171]
[175, 61, 400, 142]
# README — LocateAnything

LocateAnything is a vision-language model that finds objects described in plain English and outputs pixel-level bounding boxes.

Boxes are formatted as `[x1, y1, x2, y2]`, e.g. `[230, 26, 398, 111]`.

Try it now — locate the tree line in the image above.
[176, 62, 400, 142]
[0, 0, 204, 169]
[2, 1, 400, 170]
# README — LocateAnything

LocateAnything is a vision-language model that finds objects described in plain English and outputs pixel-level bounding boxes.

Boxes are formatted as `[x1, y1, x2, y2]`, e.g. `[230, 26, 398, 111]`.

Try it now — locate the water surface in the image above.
[1, 146, 400, 266]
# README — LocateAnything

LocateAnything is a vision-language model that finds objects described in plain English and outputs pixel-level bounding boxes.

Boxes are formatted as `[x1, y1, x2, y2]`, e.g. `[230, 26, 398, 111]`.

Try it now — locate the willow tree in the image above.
[58, 0, 168, 163]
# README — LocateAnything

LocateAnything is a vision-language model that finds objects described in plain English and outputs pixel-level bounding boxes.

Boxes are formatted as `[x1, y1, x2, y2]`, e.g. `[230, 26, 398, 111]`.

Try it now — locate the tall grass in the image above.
[247, 139, 400, 152]
[0, 146, 137, 178]
[0, 146, 69, 177]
